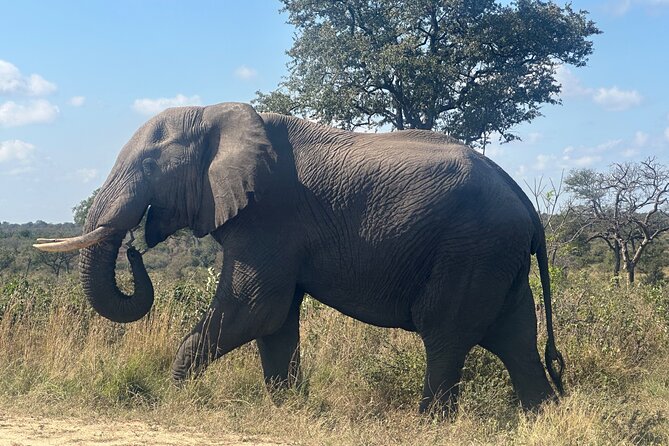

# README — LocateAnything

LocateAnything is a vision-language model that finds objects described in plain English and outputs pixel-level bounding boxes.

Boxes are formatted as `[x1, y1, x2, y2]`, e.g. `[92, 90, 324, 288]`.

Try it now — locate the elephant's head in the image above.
[34, 103, 276, 322]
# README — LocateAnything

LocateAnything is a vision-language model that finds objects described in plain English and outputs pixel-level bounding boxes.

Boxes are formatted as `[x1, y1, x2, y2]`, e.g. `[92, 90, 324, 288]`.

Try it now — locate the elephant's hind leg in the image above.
[418, 334, 470, 416]
[479, 279, 556, 411]
[256, 291, 304, 390]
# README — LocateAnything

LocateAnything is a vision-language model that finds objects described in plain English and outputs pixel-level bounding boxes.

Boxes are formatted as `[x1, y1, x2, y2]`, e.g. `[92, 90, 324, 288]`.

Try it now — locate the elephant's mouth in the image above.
[33, 226, 118, 252]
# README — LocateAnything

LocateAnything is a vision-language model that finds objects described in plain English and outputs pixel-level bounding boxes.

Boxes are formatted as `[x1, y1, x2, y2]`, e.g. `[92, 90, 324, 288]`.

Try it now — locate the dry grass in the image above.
[0, 270, 668, 445]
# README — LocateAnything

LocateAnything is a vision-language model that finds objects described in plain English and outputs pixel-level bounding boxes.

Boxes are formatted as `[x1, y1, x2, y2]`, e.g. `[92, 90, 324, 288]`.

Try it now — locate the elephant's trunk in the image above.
[79, 230, 154, 323]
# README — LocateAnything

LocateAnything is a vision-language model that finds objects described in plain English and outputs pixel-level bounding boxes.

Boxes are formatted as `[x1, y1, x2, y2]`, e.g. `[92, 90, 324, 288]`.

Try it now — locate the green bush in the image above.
[96, 353, 164, 407]
[359, 342, 424, 408]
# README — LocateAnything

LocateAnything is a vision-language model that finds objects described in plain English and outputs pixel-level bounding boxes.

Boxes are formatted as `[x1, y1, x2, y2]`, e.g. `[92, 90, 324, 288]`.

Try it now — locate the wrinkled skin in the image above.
[69, 103, 564, 414]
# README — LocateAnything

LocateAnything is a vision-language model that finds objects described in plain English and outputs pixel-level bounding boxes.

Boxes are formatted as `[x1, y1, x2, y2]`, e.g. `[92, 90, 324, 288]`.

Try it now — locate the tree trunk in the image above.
[627, 261, 635, 283]
[613, 240, 621, 279]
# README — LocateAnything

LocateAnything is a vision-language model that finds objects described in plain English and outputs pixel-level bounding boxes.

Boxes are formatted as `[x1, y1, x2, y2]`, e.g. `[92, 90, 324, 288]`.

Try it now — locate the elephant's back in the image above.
[263, 112, 537, 249]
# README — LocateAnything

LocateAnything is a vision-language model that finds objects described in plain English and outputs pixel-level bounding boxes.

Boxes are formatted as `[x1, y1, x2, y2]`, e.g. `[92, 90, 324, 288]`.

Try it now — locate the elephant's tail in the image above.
[537, 237, 565, 396]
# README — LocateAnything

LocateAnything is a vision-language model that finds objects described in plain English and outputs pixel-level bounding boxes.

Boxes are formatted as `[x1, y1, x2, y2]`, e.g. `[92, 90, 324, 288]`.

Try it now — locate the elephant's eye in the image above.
[142, 158, 160, 178]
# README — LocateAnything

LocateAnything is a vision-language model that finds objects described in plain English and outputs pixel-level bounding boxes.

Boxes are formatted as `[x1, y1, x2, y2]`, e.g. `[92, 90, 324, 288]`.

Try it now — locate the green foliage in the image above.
[255, 0, 600, 148]
[96, 353, 164, 407]
[0, 248, 13, 271]
[72, 188, 99, 227]
[253, 90, 300, 116]
[359, 342, 425, 407]
[637, 239, 669, 286]
[1, 277, 52, 322]
[166, 278, 211, 327]
[0, 221, 81, 277]
[556, 272, 669, 392]
[644, 283, 669, 325]
[4, 220, 220, 283]
[529, 262, 567, 301]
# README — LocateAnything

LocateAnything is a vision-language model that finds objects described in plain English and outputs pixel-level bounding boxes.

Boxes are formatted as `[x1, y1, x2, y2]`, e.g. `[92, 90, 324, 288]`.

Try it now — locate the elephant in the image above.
[35, 102, 564, 414]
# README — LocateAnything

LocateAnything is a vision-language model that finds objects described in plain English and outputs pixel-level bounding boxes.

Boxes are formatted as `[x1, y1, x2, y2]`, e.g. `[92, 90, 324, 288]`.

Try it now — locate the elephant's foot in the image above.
[265, 373, 309, 406]
[418, 332, 470, 419]
[264, 372, 300, 392]
[171, 332, 209, 383]
[418, 386, 460, 420]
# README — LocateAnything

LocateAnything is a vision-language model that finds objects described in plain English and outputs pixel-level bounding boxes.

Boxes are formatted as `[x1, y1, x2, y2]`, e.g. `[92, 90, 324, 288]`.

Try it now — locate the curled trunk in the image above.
[79, 231, 154, 323]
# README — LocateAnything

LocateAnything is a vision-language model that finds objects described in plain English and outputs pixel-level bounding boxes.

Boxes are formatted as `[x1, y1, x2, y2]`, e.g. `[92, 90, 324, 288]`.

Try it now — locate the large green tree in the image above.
[255, 0, 599, 151]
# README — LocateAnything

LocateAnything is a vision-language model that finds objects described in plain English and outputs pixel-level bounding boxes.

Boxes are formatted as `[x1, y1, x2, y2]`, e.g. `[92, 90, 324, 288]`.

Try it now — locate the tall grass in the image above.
[1, 270, 668, 445]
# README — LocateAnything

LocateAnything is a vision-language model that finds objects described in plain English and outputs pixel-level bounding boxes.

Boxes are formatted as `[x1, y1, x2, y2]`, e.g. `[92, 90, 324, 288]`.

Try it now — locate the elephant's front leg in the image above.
[171, 302, 253, 381]
[171, 257, 298, 382]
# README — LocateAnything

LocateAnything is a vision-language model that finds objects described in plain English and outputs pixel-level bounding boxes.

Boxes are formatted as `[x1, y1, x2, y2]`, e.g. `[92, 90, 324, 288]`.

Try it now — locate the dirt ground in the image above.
[0, 413, 288, 446]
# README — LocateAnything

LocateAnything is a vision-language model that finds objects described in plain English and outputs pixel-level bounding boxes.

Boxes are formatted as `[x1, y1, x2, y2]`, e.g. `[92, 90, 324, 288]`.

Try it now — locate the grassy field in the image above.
[1, 269, 668, 445]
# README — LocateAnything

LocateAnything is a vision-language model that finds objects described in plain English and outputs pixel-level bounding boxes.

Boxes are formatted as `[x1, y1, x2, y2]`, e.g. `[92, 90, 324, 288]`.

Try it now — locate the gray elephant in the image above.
[35, 102, 564, 414]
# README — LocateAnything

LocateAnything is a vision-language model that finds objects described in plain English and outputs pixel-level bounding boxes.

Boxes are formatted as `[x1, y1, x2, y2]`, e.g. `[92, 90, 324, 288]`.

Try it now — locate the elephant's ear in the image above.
[193, 103, 276, 236]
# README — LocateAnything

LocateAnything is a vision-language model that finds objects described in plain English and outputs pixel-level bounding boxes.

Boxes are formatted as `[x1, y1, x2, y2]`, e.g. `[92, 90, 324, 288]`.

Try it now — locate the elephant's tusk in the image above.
[33, 226, 117, 252]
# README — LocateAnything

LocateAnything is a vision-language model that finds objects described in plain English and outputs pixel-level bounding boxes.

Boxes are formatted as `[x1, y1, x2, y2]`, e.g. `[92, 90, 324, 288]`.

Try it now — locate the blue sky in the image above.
[1, 0, 668, 223]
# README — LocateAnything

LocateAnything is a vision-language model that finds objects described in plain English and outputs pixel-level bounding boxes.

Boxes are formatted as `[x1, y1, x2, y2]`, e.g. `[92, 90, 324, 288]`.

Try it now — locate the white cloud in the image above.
[0, 139, 35, 163]
[534, 154, 557, 171]
[621, 131, 652, 157]
[234, 65, 257, 80]
[593, 87, 642, 111]
[556, 65, 643, 112]
[559, 140, 618, 168]
[132, 94, 202, 115]
[526, 132, 543, 144]
[0, 61, 59, 128]
[485, 145, 504, 158]
[590, 139, 623, 153]
[25, 74, 57, 96]
[7, 165, 35, 176]
[570, 155, 602, 167]
[622, 148, 640, 157]
[0, 60, 56, 96]
[0, 100, 60, 127]
[75, 168, 98, 183]
[555, 66, 593, 98]
[69, 96, 86, 107]
[607, 0, 669, 15]
[664, 127, 669, 142]
[608, 0, 633, 15]
[633, 131, 649, 147]
[536, 141, 621, 172]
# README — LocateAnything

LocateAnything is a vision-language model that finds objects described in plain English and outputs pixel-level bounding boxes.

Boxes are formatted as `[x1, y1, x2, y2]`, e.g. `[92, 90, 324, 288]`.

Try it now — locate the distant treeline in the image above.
[2, 217, 668, 285]
[0, 221, 221, 279]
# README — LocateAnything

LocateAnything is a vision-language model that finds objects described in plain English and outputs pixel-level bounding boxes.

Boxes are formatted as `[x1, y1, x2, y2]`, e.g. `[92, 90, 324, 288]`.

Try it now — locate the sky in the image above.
[1, 0, 668, 223]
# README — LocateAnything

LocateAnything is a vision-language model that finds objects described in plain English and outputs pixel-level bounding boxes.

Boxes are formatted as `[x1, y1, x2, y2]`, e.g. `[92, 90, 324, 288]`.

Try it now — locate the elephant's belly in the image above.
[299, 279, 417, 331]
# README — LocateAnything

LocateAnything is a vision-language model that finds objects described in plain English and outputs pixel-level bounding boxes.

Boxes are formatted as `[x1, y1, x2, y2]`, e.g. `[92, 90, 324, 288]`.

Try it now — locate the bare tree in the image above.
[35, 251, 78, 278]
[565, 157, 669, 283]
[526, 173, 591, 268]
